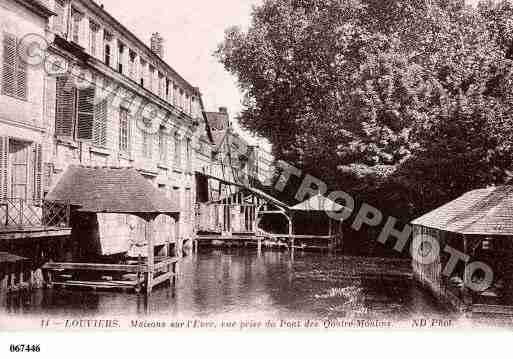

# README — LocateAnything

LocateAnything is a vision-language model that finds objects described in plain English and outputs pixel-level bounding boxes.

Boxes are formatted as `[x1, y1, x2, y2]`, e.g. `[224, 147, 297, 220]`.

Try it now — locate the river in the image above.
[0, 248, 453, 325]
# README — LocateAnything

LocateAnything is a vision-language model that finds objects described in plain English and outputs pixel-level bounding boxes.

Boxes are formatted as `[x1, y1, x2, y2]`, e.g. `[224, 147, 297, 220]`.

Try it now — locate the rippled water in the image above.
[1, 248, 451, 323]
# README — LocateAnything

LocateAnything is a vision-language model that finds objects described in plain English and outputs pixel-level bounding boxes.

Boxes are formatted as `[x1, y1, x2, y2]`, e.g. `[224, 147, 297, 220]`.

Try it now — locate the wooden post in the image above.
[257, 237, 262, 257]
[146, 216, 155, 296]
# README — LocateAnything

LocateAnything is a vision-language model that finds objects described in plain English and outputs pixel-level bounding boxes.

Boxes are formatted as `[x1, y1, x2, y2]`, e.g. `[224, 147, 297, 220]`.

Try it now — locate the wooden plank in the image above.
[43, 262, 148, 273]
[154, 257, 179, 271]
[152, 272, 175, 287]
[0, 228, 71, 240]
[52, 281, 136, 289]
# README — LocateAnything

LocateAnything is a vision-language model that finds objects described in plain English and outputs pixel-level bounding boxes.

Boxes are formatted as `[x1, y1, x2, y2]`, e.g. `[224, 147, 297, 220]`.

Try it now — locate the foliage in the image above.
[217, 0, 513, 219]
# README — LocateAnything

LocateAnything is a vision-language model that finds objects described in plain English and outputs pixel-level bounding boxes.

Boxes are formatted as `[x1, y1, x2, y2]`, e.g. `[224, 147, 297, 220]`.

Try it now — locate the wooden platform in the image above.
[0, 226, 71, 240]
[43, 257, 179, 294]
[0, 251, 28, 264]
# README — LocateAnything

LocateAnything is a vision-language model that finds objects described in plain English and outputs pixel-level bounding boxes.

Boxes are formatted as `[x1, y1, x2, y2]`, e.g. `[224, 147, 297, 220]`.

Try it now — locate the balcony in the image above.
[0, 198, 72, 240]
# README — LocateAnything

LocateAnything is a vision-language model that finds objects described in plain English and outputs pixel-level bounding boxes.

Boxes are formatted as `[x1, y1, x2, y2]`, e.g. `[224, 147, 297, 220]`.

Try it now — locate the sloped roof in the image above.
[411, 186, 513, 235]
[291, 194, 344, 212]
[46, 165, 180, 215]
[204, 111, 229, 146]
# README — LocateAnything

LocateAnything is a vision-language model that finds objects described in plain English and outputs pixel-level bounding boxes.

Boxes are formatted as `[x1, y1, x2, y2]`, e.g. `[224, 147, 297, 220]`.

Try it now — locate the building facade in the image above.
[0, 0, 55, 205]
[0, 0, 274, 250]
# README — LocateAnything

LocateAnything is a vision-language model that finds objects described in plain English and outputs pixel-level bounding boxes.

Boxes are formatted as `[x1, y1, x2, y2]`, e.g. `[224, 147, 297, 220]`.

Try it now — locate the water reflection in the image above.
[0, 249, 448, 321]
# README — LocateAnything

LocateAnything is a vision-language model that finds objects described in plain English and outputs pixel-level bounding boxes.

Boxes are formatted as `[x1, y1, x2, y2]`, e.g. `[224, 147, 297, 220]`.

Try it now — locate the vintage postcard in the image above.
[1, 0, 513, 351]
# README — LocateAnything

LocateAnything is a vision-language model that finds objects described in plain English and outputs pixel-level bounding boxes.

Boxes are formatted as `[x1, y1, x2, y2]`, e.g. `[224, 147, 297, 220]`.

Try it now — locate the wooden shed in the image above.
[411, 186, 513, 314]
[42, 165, 181, 295]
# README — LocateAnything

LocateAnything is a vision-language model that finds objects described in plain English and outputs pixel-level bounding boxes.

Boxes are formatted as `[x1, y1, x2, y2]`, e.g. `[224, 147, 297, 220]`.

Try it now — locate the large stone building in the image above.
[1, 0, 274, 247]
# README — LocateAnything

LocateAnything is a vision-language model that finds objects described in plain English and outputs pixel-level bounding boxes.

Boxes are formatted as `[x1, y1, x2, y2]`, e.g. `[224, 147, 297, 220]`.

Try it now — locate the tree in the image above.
[217, 0, 513, 219]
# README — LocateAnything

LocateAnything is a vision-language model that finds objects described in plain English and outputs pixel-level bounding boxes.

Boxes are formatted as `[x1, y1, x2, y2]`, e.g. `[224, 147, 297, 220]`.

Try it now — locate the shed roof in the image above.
[46, 165, 180, 215]
[291, 194, 344, 212]
[411, 186, 513, 235]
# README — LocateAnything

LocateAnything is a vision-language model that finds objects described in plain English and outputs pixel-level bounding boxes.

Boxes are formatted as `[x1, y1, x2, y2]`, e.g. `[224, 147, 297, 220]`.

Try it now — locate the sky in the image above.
[97, 0, 264, 146]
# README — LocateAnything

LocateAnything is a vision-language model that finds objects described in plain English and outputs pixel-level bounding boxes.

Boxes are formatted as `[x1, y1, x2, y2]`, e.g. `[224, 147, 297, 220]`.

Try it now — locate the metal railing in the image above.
[0, 198, 71, 229]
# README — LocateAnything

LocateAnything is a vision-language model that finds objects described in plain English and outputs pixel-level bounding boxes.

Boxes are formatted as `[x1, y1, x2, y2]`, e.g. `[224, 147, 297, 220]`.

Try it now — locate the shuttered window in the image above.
[32, 143, 42, 201]
[93, 99, 107, 147]
[2, 33, 28, 101]
[55, 76, 99, 142]
[77, 86, 95, 140]
[55, 76, 76, 137]
[0, 137, 8, 200]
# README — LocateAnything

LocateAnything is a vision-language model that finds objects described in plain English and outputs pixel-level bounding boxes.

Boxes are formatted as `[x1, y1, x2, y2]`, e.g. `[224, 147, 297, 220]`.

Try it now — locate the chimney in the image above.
[150, 32, 165, 59]
[219, 107, 228, 114]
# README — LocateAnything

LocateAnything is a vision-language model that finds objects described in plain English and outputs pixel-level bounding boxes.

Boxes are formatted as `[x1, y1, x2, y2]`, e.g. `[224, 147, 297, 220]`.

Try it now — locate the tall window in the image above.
[92, 98, 107, 147]
[71, 9, 82, 44]
[55, 76, 105, 143]
[104, 32, 112, 67]
[117, 41, 125, 74]
[53, 0, 66, 34]
[158, 126, 167, 162]
[139, 59, 146, 87]
[119, 108, 130, 152]
[89, 21, 100, 57]
[129, 50, 137, 80]
[173, 85, 178, 107]
[2, 33, 27, 101]
[184, 188, 192, 223]
[186, 138, 192, 172]
[174, 134, 181, 168]
[141, 118, 152, 158]
[172, 187, 181, 209]
[157, 73, 163, 98]
[149, 65, 155, 92]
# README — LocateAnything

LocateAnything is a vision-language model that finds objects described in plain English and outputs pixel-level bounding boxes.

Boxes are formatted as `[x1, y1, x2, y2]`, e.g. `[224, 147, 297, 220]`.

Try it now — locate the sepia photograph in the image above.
[1, 0, 513, 350]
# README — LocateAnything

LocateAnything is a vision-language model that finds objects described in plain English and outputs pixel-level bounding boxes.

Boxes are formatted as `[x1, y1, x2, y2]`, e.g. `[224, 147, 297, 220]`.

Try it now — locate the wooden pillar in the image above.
[146, 216, 155, 296]
[288, 212, 294, 256]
